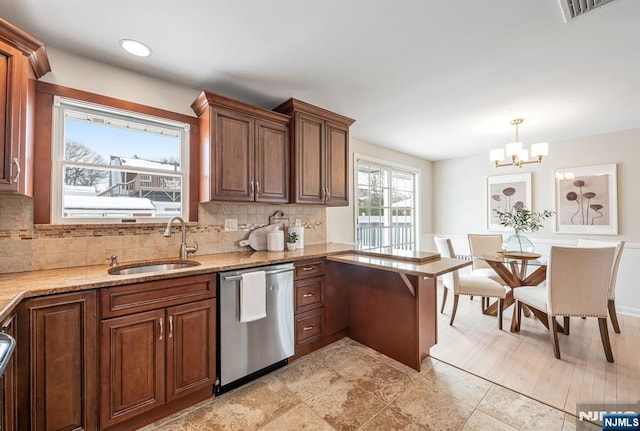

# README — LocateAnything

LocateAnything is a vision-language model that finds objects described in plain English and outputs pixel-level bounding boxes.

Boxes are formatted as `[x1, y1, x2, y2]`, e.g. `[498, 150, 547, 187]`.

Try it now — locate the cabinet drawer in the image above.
[294, 259, 324, 280]
[295, 308, 324, 345]
[295, 277, 324, 313]
[100, 274, 216, 318]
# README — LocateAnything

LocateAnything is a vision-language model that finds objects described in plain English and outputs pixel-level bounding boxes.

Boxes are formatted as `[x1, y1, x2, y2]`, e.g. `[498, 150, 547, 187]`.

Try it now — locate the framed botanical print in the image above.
[554, 163, 618, 234]
[487, 172, 532, 231]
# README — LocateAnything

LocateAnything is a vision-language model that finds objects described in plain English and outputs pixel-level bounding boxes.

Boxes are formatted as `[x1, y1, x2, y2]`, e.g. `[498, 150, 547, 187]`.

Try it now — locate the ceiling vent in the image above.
[557, 0, 617, 22]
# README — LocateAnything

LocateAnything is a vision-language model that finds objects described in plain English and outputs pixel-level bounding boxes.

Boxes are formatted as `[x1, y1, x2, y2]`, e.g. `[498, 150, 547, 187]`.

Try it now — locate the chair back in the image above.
[576, 238, 624, 300]
[434, 236, 459, 293]
[547, 246, 615, 317]
[468, 234, 503, 270]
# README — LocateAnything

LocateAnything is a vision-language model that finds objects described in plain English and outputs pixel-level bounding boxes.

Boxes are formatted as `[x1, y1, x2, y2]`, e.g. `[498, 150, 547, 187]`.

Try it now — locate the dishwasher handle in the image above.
[221, 267, 294, 282]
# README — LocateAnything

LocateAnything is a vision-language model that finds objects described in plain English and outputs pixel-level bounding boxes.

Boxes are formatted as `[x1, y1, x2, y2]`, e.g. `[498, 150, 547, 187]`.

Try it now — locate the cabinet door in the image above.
[166, 299, 216, 402]
[294, 113, 325, 204]
[0, 314, 17, 431]
[325, 121, 349, 206]
[211, 108, 254, 201]
[19, 291, 97, 431]
[100, 309, 165, 429]
[255, 119, 289, 203]
[0, 43, 25, 193]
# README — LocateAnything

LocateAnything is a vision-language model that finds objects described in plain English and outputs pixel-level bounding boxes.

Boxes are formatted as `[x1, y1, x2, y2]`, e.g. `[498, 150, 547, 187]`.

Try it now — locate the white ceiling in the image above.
[3, 0, 639, 161]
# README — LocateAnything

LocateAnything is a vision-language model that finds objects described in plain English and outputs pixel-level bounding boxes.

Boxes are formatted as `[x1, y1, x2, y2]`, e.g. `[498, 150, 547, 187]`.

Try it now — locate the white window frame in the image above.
[51, 96, 190, 224]
[354, 154, 420, 251]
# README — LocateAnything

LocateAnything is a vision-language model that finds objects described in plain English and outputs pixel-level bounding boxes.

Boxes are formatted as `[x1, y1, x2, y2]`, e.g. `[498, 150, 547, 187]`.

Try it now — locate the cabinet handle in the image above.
[325, 187, 330, 200]
[250, 181, 254, 196]
[302, 266, 315, 271]
[321, 187, 326, 201]
[255, 181, 260, 196]
[159, 317, 164, 341]
[303, 325, 314, 331]
[11, 158, 20, 184]
[303, 293, 314, 297]
[168, 316, 173, 338]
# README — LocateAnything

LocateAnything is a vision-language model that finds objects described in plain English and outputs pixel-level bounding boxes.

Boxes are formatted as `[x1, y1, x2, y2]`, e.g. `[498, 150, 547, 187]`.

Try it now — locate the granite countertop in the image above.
[0, 243, 354, 321]
[0, 243, 472, 322]
[326, 253, 472, 278]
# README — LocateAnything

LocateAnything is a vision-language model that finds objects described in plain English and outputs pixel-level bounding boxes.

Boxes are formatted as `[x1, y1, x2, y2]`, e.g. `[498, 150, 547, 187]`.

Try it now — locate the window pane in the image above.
[356, 160, 417, 251]
[54, 98, 188, 223]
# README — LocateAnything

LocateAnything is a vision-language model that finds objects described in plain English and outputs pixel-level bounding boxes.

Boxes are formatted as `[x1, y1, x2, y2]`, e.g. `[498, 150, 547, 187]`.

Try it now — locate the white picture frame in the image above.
[554, 163, 618, 235]
[487, 172, 532, 231]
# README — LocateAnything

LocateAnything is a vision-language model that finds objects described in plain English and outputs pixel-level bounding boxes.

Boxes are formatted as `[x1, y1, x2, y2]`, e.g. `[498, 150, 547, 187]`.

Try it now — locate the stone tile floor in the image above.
[141, 338, 599, 431]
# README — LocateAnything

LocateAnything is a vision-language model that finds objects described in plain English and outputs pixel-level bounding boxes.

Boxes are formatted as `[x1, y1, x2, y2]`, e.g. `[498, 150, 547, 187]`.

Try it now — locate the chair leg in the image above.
[548, 315, 561, 359]
[563, 316, 570, 335]
[497, 298, 504, 330]
[598, 317, 615, 363]
[450, 295, 459, 326]
[470, 296, 474, 301]
[440, 287, 448, 314]
[608, 300, 621, 334]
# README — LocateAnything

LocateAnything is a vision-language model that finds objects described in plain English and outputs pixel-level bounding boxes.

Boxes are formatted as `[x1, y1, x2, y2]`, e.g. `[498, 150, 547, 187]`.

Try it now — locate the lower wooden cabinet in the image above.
[99, 275, 216, 430]
[0, 314, 17, 431]
[17, 291, 98, 431]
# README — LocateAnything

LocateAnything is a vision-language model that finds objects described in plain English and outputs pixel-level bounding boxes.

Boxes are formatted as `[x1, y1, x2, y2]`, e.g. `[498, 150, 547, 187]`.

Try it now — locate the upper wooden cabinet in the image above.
[274, 98, 354, 206]
[0, 19, 50, 194]
[192, 91, 290, 203]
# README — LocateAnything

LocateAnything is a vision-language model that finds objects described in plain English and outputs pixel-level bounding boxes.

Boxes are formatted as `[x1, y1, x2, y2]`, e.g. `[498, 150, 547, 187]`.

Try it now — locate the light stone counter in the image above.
[0, 243, 354, 321]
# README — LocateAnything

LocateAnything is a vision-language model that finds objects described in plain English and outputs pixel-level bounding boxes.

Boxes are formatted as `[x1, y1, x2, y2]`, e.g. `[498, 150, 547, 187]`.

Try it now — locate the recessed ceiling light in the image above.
[119, 39, 152, 57]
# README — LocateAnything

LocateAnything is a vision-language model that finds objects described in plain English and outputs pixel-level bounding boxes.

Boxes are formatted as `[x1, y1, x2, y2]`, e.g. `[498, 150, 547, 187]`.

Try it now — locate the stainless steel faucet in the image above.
[163, 216, 198, 259]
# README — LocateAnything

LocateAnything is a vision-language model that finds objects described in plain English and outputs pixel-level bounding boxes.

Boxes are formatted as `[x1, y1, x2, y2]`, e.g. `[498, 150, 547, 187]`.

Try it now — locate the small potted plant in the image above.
[286, 232, 298, 251]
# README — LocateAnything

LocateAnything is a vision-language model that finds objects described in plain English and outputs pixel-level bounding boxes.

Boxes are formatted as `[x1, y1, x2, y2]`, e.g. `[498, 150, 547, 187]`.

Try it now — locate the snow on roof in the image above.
[64, 196, 156, 210]
[115, 157, 179, 171]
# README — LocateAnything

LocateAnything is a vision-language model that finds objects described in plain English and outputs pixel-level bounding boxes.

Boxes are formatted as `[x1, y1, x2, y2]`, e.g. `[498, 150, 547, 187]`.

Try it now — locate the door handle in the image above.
[159, 317, 164, 341]
[11, 158, 20, 183]
[168, 316, 173, 338]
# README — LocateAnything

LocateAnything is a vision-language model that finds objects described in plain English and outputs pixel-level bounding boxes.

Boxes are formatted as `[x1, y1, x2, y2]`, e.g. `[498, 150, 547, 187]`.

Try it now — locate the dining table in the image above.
[476, 252, 564, 333]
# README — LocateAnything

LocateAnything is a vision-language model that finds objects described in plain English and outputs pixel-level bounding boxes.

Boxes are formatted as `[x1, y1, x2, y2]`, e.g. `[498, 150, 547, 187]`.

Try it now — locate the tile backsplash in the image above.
[0, 196, 326, 274]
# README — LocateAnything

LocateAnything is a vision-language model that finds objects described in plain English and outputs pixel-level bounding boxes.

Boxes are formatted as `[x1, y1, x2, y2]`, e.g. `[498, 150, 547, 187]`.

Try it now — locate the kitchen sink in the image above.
[108, 259, 201, 275]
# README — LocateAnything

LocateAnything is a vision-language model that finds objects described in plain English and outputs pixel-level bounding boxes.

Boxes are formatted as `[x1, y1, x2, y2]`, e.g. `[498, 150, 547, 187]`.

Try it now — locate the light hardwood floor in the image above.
[430, 284, 640, 416]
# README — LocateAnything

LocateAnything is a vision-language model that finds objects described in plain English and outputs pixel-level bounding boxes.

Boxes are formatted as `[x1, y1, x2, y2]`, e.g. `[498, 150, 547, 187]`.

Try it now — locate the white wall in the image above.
[42, 47, 200, 116]
[326, 137, 433, 249]
[432, 128, 640, 315]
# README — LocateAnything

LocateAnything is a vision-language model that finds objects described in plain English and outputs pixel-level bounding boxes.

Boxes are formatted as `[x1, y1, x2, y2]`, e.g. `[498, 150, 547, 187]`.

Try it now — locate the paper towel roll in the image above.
[289, 226, 304, 249]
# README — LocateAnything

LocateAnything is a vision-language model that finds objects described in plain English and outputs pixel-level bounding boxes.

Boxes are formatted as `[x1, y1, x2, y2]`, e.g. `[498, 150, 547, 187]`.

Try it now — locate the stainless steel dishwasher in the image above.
[216, 262, 294, 394]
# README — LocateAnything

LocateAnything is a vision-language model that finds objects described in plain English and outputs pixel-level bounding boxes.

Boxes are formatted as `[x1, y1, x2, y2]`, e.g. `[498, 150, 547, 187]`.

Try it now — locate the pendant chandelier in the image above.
[490, 118, 548, 168]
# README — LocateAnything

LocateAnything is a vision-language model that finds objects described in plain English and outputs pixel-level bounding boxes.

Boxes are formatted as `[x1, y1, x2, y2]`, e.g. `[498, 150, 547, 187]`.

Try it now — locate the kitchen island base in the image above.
[328, 261, 438, 371]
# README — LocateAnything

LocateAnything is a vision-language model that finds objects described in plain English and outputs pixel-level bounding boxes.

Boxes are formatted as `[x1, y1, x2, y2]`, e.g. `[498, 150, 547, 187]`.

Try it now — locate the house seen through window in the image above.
[52, 97, 189, 223]
[356, 158, 418, 251]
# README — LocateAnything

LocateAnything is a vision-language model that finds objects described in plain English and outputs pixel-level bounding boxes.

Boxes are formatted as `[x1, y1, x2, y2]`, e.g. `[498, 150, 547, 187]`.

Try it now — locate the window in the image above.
[51, 96, 189, 223]
[356, 157, 418, 251]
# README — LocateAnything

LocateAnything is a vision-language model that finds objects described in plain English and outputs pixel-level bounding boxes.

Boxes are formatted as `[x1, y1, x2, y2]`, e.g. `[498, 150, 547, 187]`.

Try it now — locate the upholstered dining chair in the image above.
[576, 238, 625, 333]
[513, 246, 616, 362]
[435, 236, 508, 329]
[467, 234, 504, 284]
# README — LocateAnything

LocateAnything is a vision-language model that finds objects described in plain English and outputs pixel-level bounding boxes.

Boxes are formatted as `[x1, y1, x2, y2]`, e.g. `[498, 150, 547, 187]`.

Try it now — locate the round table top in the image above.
[496, 251, 542, 260]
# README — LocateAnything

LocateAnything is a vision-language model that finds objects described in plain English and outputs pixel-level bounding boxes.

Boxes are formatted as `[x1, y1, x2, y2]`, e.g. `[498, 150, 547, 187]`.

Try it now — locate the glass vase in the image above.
[502, 231, 535, 254]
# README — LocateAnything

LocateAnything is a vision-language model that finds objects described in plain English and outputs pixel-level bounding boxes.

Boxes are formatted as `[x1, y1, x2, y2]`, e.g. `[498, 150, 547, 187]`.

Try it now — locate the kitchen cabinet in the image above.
[0, 314, 17, 431]
[99, 275, 216, 430]
[273, 98, 354, 206]
[0, 19, 50, 194]
[192, 91, 290, 203]
[17, 291, 97, 431]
